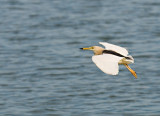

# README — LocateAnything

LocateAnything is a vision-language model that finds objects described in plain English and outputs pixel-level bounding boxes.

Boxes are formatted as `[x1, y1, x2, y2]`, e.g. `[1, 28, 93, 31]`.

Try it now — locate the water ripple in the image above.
[0, 0, 160, 115]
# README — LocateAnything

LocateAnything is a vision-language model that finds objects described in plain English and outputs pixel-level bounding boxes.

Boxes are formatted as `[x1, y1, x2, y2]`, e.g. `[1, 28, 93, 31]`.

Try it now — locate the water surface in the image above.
[0, 0, 160, 115]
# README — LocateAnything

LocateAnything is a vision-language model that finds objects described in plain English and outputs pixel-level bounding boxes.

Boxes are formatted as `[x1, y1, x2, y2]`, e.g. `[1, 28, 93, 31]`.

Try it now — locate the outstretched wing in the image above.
[99, 42, 128, 56]
[92, 54, 122, 75]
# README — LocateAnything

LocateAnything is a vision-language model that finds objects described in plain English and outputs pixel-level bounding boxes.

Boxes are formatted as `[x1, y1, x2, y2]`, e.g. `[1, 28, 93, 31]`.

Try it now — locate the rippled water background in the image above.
[0, 0, 160, 115]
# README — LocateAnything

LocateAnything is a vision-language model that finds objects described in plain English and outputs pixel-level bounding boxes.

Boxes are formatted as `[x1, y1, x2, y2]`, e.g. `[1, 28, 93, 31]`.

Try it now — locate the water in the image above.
[0, 0, 160, 115]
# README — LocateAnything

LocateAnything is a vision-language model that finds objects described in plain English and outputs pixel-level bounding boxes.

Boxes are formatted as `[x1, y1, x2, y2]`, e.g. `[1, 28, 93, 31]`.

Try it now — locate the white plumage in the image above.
[99, 42, 128, 56]
[92, 54, 122, 75]
[81, 42, 137, 78]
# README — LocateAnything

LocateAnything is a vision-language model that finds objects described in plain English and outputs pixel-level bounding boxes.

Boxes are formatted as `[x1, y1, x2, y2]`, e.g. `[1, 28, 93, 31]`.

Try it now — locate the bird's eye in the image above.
[91, 46, 94, 49]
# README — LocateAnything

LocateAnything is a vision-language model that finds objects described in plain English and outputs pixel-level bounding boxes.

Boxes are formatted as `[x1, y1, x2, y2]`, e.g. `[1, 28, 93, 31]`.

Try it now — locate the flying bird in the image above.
[80, 42, 137, 78]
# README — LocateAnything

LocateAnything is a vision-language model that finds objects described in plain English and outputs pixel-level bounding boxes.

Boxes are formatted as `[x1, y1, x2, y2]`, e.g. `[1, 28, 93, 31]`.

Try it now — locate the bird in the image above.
[80, 42, 137, 78]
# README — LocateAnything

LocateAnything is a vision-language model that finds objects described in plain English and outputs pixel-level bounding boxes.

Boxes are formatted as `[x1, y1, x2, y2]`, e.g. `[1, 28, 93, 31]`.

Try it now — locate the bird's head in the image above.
[80, 46, 104, 55]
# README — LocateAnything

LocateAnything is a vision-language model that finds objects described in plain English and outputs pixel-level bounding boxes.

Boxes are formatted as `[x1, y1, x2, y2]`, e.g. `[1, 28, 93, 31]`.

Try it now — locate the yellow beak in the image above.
[80, 47, 92, 50]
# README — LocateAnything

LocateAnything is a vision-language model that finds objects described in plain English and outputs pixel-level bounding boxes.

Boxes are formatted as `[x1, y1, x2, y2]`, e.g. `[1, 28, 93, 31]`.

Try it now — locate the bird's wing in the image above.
[99, 42, 128, 56]
[92, 54, 123, 75]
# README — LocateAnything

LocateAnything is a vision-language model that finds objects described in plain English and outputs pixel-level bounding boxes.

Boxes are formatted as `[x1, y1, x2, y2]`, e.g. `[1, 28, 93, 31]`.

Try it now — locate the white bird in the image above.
[80, 42, 137, 78]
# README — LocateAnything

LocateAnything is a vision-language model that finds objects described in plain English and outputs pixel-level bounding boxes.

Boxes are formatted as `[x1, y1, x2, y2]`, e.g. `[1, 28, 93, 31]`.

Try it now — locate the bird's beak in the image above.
[80, 47, 93, 50]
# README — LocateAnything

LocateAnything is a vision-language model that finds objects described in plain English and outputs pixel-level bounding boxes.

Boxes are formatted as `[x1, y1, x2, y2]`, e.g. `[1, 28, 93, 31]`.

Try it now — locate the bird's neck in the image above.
[94, 52, 102, 55]
[93, 49, 104, 55]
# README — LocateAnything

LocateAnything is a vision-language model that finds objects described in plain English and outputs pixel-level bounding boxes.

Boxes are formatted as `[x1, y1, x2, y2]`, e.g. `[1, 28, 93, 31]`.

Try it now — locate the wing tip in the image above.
[102, 68, 119, 76]
[107, 72, 119, 75]
[101, 71, 119, 76]
[99, 42, 106, 45]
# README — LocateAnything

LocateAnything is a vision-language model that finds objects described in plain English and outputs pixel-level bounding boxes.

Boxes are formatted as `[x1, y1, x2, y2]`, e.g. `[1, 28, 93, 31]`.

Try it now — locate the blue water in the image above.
[0, 0, 160, 115]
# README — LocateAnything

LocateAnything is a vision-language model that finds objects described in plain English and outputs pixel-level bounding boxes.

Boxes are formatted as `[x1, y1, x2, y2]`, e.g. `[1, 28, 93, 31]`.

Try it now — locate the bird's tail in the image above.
[124, 64, 137, 79]
[125, 55, 134, 63]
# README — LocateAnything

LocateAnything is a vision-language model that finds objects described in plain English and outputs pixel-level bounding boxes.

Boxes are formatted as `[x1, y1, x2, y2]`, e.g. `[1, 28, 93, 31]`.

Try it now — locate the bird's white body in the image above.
[92, 54, 122, 75]
[81, 42, 137, 78]
[92, 42, 134, 75]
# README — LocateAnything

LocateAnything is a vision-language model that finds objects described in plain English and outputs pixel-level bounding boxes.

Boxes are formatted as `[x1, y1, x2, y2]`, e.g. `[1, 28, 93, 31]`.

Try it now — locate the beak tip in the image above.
[80, 48, 83, 50]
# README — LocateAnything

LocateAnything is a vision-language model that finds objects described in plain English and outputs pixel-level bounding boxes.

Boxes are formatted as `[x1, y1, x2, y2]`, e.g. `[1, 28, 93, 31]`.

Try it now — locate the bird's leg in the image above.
[124, 64, 137, 79]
